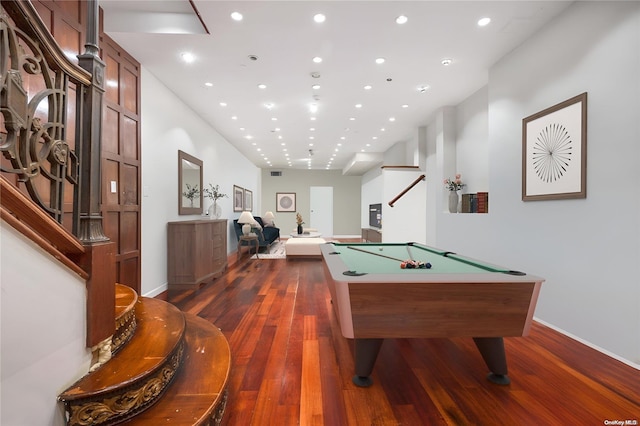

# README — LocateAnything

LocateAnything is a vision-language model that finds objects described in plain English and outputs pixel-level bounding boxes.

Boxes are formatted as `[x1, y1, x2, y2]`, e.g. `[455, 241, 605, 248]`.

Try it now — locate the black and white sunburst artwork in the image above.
[531, 123, 572, 183]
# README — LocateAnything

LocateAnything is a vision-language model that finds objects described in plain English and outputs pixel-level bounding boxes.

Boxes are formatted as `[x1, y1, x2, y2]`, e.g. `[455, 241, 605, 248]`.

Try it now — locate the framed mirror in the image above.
[178, 150, 203, 215]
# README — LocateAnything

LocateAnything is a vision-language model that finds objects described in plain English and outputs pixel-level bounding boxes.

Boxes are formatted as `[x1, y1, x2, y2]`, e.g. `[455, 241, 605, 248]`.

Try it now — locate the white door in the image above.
[310, 186, 333, 237]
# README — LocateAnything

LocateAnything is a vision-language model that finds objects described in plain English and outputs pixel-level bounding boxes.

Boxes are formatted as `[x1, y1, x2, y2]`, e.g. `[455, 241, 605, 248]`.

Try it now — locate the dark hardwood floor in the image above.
[164, 245, 640, 425]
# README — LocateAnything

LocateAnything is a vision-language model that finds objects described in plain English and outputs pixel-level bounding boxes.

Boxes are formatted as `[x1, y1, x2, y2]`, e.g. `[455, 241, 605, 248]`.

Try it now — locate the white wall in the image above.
[431, 1, 640, 365]
[1, 223, 91, 426]
[455, 86, 489, 194]
[261, 168, 362, 236]
[140, 68, 260, 297]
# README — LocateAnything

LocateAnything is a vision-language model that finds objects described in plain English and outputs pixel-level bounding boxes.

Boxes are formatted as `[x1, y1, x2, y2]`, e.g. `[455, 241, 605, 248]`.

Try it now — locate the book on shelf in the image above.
[461, 194, 472, 213]
[477, 192, 488, 213]
[460, 192, 489, 213]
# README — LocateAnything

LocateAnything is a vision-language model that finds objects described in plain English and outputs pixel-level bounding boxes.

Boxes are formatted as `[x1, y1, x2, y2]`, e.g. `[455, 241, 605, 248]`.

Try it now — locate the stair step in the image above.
[120, 313, 231, 425]
[59, 297, 186, 425]
[114, 284, 138, 353]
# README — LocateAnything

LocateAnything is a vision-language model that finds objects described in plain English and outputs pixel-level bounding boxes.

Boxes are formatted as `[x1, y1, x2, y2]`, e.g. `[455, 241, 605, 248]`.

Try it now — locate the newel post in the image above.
[76, 0, 115, 349]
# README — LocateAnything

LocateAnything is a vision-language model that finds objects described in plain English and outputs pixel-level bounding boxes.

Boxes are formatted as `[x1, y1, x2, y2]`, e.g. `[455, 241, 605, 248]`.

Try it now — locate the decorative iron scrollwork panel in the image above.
[1, 10, 80, 224]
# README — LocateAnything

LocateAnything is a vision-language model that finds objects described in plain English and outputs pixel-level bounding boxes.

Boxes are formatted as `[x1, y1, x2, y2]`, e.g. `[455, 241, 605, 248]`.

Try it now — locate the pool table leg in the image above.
[473, 337, 510, 385]
[352, 338, 384, 387]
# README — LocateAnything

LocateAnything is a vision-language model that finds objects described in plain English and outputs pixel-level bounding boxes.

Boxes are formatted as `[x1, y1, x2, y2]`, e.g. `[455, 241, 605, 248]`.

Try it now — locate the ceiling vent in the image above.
[270, 171, 282, 177]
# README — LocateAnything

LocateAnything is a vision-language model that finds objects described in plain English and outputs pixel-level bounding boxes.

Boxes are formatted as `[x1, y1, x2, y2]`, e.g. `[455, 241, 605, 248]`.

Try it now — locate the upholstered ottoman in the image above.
[285, 237, 326, 259]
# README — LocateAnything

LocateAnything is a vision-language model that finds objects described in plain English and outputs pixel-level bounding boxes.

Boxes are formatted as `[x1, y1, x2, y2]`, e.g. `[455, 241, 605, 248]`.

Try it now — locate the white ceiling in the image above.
[99, 1, 571, 175]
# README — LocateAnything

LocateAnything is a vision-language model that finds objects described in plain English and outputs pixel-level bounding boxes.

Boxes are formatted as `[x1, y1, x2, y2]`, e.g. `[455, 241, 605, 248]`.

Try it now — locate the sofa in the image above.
[233, 216, 280, 250]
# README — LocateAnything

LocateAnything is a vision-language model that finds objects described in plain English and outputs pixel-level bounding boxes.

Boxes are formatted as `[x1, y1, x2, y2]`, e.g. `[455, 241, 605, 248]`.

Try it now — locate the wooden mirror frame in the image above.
[178, 150, 203, 215]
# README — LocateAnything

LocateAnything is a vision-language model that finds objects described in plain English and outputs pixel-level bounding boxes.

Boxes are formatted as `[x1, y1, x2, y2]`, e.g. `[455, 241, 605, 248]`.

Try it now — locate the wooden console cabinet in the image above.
[167, 219, 227, 290]
[361, 228, 382, 243]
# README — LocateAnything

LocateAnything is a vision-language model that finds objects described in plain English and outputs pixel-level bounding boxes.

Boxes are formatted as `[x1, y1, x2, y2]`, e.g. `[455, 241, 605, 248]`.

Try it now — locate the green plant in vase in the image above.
[204, 184, 228, 218]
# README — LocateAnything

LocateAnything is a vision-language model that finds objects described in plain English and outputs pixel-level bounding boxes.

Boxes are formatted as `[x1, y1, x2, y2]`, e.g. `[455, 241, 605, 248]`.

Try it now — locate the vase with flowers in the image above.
[203, 183, 228, 219]
[444, 174, 466, 213]
[295, 212, 305, 234]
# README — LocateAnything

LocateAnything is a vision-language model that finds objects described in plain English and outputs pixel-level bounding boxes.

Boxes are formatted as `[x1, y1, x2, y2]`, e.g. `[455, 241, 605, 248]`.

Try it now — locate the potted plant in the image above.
[444, 174, 465, 213]
[295, 212, 305, 234]
[203, 184, 228, 219]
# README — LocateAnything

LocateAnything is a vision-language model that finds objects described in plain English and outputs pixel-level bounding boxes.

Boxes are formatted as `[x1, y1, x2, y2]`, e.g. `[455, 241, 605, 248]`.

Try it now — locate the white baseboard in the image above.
[534, 317, 640, 370]
[144, 283, 168, 298]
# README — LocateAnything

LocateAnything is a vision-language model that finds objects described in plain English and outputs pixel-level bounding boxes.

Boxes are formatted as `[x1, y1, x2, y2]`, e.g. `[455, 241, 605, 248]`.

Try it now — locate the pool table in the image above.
[320, 242, 545, 387]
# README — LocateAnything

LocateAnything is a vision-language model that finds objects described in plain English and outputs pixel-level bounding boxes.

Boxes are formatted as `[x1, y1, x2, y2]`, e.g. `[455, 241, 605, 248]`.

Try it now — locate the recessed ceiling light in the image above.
[239, 127, 245, 131]
[372, 136, 378, 140]
[364, 85, 372, 90]
[219, 102, 227, 107]
[396, 15, 408, 24]
[271, 117, 277, 121]
[355, 104, 362, 108]
[231, 116, 238, 120]
[312, 84, 321, 90]
[349, 117, 356, 121]
[264, 102, 274, 109]
[389, 117, 396, 122]
[309, 103, 318, 113]
[309, 143, 314, 146]
[380, 128, 385, 132]
[309, 136, 314, 140]
[310, 117, 317, 121]
[313, 56, 323, 63]
[441, 58, 453, 66]
[402, 104, 409, 108]
[204, 82, 213, 87]
[258, 84, 267, 89]
[310, 128, 315, 131]
[340, 136, 346, 140]
[478, 17, 491, 27]
[180, 52, 195, 63]
[313, 13, 326, 23]
[375, 58, 385, 64]
[230, 12, 243, 21]
[245, 135, 253, 139]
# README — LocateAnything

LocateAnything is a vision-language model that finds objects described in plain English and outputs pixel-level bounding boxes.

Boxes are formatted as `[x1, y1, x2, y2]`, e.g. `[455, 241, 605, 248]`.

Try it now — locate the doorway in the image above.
[310, 186, 333, 237]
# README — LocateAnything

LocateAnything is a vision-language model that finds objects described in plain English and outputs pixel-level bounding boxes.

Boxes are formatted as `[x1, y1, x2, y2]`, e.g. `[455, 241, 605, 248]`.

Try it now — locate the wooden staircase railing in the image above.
[1, 0, 115, 350]
[388, 174, 426, 207]
[0, 175, 86, 278]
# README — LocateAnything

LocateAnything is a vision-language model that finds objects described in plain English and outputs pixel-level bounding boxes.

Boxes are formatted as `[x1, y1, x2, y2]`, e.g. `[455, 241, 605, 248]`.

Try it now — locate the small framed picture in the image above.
[276, 192, 296, 212]
[233, 185, 244, 212]
[244, 189, 253, 212]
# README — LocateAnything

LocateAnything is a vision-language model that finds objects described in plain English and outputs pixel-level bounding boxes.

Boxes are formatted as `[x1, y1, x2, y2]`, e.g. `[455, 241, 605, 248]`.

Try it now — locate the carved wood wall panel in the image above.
[99, 34, 141, 292]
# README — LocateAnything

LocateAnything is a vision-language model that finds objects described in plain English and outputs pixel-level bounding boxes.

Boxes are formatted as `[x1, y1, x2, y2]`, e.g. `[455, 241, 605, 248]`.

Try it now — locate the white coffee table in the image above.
[289, 231, 322, 238]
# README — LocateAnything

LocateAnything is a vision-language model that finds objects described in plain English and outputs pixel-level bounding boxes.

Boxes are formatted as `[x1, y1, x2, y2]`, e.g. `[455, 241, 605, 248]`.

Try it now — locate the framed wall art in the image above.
[276, 192, 296, 212]
[522, 92, 587, 201]
[233, 185, 244, 212]
[244, 189, 253, 212]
